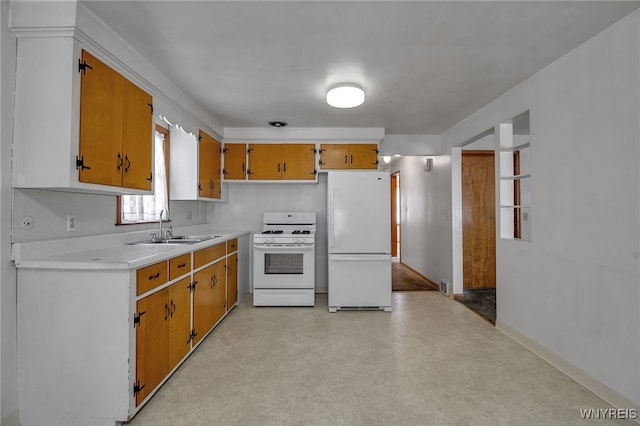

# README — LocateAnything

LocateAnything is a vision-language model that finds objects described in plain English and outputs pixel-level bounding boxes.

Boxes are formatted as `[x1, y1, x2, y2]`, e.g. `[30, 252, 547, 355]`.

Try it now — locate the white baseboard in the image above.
[495, 320, 640, 424]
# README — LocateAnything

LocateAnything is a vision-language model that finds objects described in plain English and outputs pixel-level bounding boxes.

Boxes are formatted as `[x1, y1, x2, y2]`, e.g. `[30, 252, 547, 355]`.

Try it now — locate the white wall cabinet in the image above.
[12, 36, 153, 195]
[17, 237, 244, 425]
[170, 129, 225, 201]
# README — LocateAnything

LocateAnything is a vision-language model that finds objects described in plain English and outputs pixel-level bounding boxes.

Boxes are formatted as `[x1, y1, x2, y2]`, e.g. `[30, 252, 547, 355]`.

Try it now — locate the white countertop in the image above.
[13, 226, 251, 270]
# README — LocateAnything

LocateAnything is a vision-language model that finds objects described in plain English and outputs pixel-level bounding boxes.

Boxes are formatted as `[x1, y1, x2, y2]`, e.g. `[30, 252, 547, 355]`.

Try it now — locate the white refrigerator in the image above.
[327, 171, 392, 312]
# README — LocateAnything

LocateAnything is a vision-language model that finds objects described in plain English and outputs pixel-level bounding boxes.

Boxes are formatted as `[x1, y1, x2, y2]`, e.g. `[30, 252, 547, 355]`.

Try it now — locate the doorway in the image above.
[452, 129, 497, 324]
[461, 150, 496, 290]
[458, 149, 497, 323]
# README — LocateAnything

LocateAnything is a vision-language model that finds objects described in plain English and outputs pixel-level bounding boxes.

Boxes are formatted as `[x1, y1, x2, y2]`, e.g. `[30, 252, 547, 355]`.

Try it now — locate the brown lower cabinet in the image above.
[227, 253, 238, 309]
[135, 276, 191, 405]
[16, 235, 244, 425]
[134, 241, 239, 407]
[192, 259, 226, 345]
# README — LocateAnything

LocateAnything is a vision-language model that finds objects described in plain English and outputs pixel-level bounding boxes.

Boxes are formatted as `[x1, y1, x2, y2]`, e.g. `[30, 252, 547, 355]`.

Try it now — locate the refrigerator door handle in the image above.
[329, 254, 391, 262]
[328, 189, 334, 249]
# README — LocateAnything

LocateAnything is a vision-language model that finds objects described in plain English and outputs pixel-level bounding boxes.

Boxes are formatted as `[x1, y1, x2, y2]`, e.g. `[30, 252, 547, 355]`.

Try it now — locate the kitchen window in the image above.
[117, 125, 170, 224]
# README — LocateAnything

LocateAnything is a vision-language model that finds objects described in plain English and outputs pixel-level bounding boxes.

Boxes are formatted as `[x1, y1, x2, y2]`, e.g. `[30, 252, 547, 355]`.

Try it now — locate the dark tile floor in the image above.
[458, 288, 496, 324]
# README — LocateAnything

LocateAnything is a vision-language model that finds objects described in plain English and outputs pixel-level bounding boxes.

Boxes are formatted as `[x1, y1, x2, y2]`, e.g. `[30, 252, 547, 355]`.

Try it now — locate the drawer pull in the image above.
[149, 272, 161, 280]
[177, 263, 186, 268]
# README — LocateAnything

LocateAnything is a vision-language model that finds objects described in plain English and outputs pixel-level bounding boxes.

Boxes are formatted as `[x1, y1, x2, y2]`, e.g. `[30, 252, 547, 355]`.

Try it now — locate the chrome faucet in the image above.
[159, 209, 167, 239]
[150, 209, 168, 241]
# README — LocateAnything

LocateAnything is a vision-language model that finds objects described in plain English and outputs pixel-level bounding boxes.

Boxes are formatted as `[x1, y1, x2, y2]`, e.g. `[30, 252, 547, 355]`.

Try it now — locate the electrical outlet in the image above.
[20, 216, 35, 230]
[67, 215, 77, 232]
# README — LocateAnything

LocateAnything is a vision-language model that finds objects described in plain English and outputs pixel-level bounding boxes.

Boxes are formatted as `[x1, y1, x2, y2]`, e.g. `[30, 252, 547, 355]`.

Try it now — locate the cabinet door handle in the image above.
[344, 155, 348, 164]
[283, 163, 287, 172]
[350, 155, 353, 164]
[124, 155, 131, 172]
[170, 300, 176, 316]
[149, 272, 160, 280]
[277, 163, 281, 172]
[242, 163, 245, 172]
[146, 172, 153, 182]
[164, 303, 170, 321]
[117, 153, 123, 171]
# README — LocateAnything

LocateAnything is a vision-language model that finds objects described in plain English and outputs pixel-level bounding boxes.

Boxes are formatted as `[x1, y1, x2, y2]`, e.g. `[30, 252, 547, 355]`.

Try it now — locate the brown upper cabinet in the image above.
[247, 144, 281, 180]
[247, 143, 316, 180]
[198, 130, 222, 199]
[78, 50, 153, 190]
[319, 143, 379, 170]
[222, 143, 247, 180]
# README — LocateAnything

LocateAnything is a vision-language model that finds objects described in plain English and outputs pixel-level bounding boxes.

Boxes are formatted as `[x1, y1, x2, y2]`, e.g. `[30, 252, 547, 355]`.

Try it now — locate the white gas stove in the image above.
[253, 212, 316, 306]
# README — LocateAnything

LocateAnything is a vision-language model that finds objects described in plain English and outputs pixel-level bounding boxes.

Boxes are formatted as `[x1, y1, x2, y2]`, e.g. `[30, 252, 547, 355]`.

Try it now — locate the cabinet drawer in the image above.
[194, 243, 226, 269]
[169, 253, 191, 280]
[136, 261, 168, 295]
[227, 238, 238, 253]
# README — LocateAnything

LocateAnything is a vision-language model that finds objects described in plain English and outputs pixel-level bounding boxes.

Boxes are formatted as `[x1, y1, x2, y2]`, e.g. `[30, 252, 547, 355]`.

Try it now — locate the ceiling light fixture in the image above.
[326, 83, 365, 108]
[268, 121, 288, 128]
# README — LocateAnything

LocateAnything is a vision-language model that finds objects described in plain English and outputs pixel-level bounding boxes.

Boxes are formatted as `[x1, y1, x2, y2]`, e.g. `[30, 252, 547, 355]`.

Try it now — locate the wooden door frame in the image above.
[391, 171, 400, 258]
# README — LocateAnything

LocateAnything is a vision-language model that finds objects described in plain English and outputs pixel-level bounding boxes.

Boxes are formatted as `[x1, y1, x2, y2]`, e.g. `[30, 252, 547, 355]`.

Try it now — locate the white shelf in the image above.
[500, 141, 530, 152]
[500, 174, 531, 180]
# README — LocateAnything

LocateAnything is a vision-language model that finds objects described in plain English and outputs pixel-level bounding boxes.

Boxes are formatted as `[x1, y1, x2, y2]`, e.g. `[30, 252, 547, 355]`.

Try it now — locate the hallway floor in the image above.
[127, 292, 617, 426]
[458, 288, 497, 324]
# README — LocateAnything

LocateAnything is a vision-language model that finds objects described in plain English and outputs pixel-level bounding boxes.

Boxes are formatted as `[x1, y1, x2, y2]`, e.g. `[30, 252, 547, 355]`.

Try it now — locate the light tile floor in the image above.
[126, 292, 626, 426]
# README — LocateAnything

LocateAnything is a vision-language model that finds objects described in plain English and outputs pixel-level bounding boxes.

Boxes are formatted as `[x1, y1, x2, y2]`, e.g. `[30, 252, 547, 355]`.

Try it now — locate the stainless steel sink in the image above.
[127, 235, 223, 245]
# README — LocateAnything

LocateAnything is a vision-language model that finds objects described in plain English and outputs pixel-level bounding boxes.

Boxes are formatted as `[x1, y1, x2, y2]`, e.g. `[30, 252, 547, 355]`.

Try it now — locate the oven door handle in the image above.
[254, 244, 314, 250]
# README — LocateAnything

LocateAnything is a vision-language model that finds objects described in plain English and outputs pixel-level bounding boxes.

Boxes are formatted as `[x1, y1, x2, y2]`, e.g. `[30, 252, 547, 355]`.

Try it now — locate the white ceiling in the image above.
[82, 1, 639, 134]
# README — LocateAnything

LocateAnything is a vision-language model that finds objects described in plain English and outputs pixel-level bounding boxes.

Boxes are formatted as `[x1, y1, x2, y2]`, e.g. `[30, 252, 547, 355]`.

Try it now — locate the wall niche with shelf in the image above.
[499, 111, 531, 241]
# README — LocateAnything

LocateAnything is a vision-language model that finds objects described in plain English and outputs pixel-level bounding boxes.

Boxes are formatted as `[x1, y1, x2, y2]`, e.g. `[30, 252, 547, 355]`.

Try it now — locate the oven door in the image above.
[253, 243, 315, 289]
